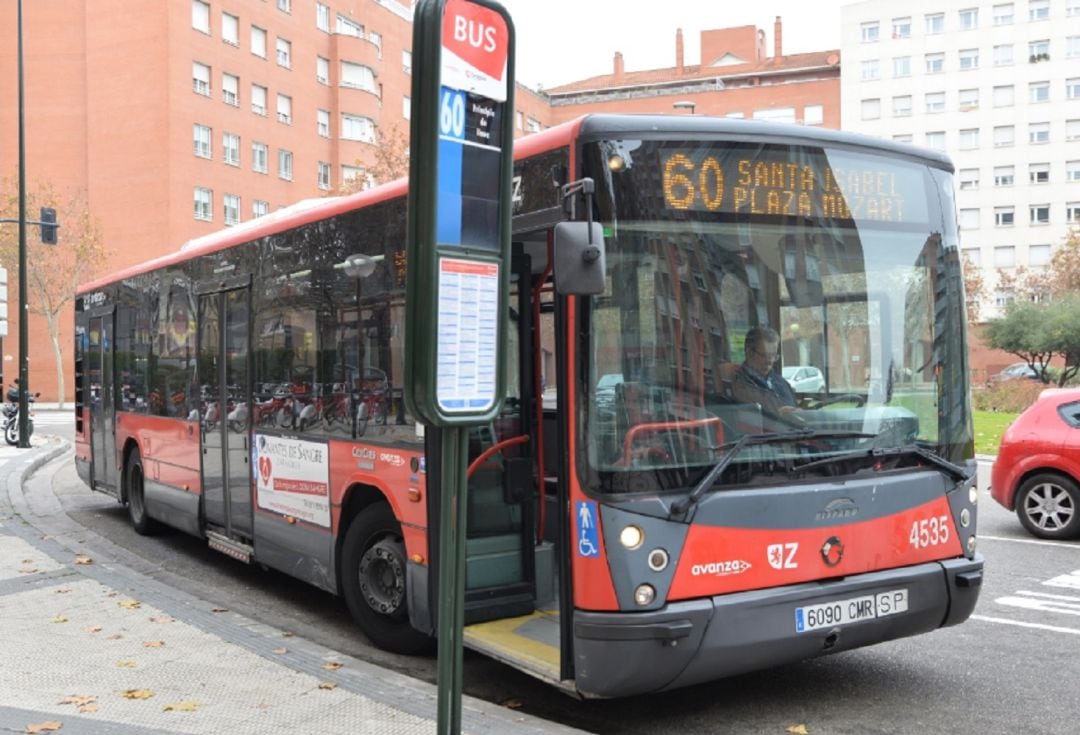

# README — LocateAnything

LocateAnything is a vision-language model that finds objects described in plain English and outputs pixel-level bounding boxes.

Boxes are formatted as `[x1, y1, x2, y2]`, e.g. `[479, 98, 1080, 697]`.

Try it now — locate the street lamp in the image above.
[673, 100, 696, 115]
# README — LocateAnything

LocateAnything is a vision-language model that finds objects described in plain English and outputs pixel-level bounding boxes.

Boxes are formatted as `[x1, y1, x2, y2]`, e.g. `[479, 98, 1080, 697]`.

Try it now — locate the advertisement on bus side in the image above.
[253, 433, 331, 528]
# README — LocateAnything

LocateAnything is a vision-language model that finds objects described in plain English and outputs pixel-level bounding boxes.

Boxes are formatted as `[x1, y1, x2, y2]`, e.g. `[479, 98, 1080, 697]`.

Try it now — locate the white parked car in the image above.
[782, 366, 825, 394]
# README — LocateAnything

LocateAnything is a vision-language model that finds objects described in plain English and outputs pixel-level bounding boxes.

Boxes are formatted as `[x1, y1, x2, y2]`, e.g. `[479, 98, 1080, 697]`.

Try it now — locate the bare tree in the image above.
[0, 179, 107, 406]
[960, 250, 985, 328]
[338, 123, 411, 194]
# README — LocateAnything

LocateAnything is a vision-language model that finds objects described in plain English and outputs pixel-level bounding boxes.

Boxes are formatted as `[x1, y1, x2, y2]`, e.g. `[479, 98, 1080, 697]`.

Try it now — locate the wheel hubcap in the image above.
[358, 538, 406, 617]
[1025, 482, 1075, 530]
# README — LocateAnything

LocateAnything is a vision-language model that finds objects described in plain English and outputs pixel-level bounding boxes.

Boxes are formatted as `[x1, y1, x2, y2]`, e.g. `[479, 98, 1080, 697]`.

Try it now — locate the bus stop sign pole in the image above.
[405, 1, 514, 733]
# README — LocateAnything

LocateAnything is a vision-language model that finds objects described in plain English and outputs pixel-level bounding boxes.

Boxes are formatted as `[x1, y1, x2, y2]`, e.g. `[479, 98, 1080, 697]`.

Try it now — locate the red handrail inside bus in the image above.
[621, 417, 722, 465]
[466, 434, 530, 478]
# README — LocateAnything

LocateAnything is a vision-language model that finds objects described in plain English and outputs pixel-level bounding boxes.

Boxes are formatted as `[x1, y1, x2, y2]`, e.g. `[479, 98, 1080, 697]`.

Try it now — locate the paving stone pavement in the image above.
[0, 436, 590, 735]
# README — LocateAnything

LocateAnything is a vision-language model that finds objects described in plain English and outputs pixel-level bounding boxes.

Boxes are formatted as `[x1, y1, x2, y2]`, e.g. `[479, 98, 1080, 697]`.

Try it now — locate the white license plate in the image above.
[795, 588, 909, 633]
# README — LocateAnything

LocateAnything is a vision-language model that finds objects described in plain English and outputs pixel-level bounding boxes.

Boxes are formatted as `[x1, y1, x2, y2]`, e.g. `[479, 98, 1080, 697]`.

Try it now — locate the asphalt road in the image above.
[35, 417, 1080, 735]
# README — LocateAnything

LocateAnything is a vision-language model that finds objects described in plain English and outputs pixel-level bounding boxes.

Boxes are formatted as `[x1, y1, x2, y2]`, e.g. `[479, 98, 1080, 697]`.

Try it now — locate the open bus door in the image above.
[86, 310, 118, 495]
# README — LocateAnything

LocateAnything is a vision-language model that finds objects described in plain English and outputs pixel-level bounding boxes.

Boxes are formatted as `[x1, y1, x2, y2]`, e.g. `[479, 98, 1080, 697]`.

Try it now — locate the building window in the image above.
[316, 3, 330, 31]
[193, 62, 211, 96]
[964, 248, 982, 266]
[193, 124, 212, 158]
[277, 0, 291, 13]
[251, 84, 267, 115]
[925, 131, 945, 150]
[860, 98, 881, 120]
[994, 3, 1014, 24]
[994, 166, 1015, 186]
[861, 21, 880, 42]
[222, 13, 239, 45]
[892, 133, 913, 143]
[277, 94, 292, 124]
[752, 107, 796, 122]
[402, 50, 412, 75]
[251, 26, 267, 58]
[959, 88, 979, 110]
[1068, 119, 1080, 141]
[995, 207, 1015, 226]
[1029, 0, 1049, 21]
[994, 44, 1014, 66]
[994, 125, 1015, 147]
[341, 62, 377, 93]
[860, 59, 880, 81]
[959, 48, 979, 70]
[1029, 162, 1050, 184]
[959, 208, 980, 229]
[526, 118, 541, 133]
[317, 109, 330, 137]
[958, 128, 980, 150]
[403, 96, 411, 120]
[253, 200, 270, 218]
[995, 246, 1016, 267]
[252, 141, 268, 173]
[341, 113, 375, 142]
[336, 14, 363, 36]
[317, 56, 329, 84]
[1030, 204, 1050, 225]
[1029, 39, 1050, 62]
[276, 38, 291, 68]
[1067, 78, 1080, 100]
[893, 56, 911, 77]
[222, 73, 239, 106]
[993, 84, 1014, 107]
[318, 162, 331, 190]
[223, 132, 240, 166]
[194, 187, 213, 221]
[925, 92, 945, 113]
[278, 149, 293, 181]
[1067, 201, 1080, 224]
[1029, 244, 1051, 266]
[925, 12, 944, 33]
[892, 17, 911, 38]
[958, 168, 979, 190]
[925, 53, 944, 74]
[959, 7, 978, 29]
[368, 31, 382, 55]
[1068, 36, 1080, 58]
[192, 0, 210, 33]
[342, 165, 362, 185]
[1029, 122, 1050, 144]
[1070, 0, 1080, 16]
[1067, 160, 1080, 182]
[223, 194, 240, 225]
[803, 105, 823, 125]
[892, 95, 912, 117]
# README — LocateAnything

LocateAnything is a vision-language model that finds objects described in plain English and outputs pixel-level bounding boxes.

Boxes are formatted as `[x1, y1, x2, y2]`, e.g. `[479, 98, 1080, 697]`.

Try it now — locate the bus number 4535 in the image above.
[909, 515, 951, 549]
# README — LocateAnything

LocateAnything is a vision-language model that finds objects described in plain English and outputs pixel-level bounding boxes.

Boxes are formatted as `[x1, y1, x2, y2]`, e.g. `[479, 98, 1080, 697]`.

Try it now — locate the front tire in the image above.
[5, 417, 18, 446]
[1016, 472, 1080, 539]
[340, 503, 431, 654]
[125, 449, 160, 536]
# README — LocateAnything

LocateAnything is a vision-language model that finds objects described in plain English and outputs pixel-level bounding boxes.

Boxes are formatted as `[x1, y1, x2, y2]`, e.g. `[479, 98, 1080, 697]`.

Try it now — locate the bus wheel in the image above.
[125, 449, 159, 536]
[341, 503, 431, 654]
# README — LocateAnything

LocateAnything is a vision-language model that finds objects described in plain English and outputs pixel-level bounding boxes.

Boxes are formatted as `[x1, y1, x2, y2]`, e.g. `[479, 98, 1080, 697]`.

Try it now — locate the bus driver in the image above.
[732, 326, 799, 419]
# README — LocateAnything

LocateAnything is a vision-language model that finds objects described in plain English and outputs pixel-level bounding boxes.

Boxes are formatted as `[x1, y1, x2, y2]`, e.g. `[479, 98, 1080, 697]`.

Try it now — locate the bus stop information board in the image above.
[406, 0, 514, 427]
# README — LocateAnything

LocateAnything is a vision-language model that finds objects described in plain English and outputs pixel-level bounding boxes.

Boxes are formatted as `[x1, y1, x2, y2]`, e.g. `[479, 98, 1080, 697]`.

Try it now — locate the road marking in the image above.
[995, 595, 1080, 616]
[979, 534, 1080, 550]
[1013, 590, 1080, 602]
[972, 614, 1080, 636]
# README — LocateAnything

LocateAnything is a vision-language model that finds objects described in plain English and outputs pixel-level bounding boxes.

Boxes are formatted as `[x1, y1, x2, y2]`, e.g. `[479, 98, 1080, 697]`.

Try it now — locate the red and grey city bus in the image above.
[74, 114, 983, 698]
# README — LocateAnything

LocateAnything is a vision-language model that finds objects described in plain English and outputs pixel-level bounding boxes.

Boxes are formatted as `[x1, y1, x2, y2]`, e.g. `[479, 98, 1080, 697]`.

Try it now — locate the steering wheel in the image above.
[804, 393, 867, 409]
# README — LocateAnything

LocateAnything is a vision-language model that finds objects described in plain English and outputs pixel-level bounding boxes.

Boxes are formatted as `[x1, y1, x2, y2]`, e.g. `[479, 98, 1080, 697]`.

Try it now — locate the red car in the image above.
[991, 388, 1080, 539]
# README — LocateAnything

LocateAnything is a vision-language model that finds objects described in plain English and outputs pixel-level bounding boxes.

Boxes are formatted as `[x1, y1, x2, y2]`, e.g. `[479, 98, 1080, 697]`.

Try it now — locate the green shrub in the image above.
[972, 379, 1045, 413]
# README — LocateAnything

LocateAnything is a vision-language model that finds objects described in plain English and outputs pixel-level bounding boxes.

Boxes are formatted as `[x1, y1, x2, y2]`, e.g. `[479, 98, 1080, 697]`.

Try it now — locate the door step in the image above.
[207, 531, 253, 563]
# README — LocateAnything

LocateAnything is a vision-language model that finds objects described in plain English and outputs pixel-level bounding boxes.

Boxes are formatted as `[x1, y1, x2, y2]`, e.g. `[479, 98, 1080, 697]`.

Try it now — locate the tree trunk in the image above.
[45, 309, 65, 408]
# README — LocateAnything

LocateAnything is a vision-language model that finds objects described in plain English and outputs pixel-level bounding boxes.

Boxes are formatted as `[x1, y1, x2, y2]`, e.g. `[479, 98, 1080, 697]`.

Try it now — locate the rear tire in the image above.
[125, 449, 160, 536]
[341, 503, 431, 654]
[1016, 472, 1080, 540]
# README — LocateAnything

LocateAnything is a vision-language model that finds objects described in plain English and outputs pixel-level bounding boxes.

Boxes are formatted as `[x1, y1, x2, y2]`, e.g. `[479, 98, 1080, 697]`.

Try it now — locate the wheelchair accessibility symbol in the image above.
[576, 500, 600, 558]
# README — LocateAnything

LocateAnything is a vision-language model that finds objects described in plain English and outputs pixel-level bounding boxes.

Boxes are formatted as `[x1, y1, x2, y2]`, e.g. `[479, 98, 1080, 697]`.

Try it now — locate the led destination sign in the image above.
[660, 147, 929, 225]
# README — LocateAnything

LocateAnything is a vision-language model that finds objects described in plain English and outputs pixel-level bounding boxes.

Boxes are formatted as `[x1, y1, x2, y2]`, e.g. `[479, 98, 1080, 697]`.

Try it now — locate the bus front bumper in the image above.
[572, 555, 983, 698]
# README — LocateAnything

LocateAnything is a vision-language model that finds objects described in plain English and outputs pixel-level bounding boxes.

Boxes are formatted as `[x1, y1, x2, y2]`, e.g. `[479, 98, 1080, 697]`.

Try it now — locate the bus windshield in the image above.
[579, 138, 971, 494]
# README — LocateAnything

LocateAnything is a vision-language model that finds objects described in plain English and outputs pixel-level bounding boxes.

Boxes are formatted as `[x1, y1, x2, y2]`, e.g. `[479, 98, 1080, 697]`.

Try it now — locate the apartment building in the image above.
[840, 0, 1080, 322]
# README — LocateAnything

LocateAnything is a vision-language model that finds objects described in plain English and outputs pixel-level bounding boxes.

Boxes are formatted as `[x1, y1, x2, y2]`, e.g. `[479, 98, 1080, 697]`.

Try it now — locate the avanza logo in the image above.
[816, 497, 859, 522]
[691, 559, 752, 577]
[379, 452, 406, 467]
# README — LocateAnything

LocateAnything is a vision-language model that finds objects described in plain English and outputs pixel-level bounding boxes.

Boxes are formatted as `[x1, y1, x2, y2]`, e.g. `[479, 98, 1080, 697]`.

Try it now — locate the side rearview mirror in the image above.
[553, 221, 606, 296]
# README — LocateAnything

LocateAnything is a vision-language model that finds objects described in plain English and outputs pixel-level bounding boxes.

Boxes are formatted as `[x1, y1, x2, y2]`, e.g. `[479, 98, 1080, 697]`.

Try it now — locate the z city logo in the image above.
[821, 536, 845, 567]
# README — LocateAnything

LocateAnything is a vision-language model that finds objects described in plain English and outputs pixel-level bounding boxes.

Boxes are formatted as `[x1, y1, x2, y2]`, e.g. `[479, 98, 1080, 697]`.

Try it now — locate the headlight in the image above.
[619, 525, 644, 550]
[969, 487, 978, 505]
[967, 535, 977, 554]
[634, 584, 656, 606]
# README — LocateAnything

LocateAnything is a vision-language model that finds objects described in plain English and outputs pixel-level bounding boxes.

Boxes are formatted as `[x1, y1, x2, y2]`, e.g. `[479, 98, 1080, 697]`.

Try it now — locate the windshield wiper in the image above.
[669, 429, 876, 519]
[792, 443, 970, 482]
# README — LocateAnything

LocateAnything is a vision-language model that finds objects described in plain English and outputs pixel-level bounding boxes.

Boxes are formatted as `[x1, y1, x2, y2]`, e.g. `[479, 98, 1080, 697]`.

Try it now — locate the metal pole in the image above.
[436, 425, 468, 734]
[17, 0, 29, 448]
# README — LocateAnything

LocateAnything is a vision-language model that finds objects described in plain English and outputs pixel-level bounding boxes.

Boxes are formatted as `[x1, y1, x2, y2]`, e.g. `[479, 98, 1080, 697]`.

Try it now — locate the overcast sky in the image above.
[497, 1, 848, 90]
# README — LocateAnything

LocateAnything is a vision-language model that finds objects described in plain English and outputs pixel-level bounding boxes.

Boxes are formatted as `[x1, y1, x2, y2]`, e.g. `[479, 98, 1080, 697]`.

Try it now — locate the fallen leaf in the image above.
[84, 626, 102, 634]
[58, 696, 96, 707]
[21, 558, 33, 563]
[162, 700, 200, 712]
[149, 616, 174, 624]
[106, 634, 123, 641]
[74, 555, 93, 565]
[106, 592, 117, 597]
[786, 726, 810, 735]
[52, 615, 69, 624]
[25, 721, 63, 733]
[272, 647, 287, 655]
[78, 703, 97, 714]
[19, 568, 38, 574]
[282, 631, 295, 637]
[117, 599, 141, 610]
[121, 689, 154, 700]
[322, 661, 343, 670]
[317, 682, 336, 690]
[210, 607, 227, 613]
[55, 588, 72, 594]
[116, 660, 137, 669]
[501, 698, 523, 709]
[142, 641, 165, 648]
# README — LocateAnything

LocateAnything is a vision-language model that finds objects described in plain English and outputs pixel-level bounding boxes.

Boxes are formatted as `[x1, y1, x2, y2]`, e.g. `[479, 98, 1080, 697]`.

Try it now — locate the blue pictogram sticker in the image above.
[576, 500, 599, 558]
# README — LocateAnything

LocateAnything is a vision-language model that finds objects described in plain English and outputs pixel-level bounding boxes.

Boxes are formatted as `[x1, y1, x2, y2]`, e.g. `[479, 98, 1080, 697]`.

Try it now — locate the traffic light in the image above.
[40, 207, 57, 244]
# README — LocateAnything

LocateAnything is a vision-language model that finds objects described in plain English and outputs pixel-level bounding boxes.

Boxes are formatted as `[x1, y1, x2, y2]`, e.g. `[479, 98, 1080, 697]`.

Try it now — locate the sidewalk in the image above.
[0, 436, 591, 735]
